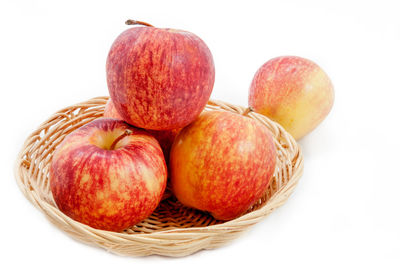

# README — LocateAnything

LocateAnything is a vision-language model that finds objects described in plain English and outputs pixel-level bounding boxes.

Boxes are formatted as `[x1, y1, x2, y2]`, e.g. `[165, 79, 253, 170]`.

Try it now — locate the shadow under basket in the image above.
[14, 96, 304, 257]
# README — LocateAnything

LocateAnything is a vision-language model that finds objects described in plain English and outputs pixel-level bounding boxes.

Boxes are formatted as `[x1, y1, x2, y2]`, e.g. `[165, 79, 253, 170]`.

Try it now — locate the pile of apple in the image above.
[50, 20, 334, 232]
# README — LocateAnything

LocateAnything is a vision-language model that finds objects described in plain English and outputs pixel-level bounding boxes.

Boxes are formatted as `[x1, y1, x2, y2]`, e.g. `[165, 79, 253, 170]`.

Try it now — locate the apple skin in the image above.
[49, 118, 167, 232]
[106, 26, 215, 130]
[103, 99, 180, 161]
[248, 56, 334, 140]
[103, 98, 123, 120]
[170, 111, 276, 220]
[147, 127, 180, 163]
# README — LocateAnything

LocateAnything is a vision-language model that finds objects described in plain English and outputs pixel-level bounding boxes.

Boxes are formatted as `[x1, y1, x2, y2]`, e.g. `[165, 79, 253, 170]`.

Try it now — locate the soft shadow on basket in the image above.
[14, 96, 303, 257]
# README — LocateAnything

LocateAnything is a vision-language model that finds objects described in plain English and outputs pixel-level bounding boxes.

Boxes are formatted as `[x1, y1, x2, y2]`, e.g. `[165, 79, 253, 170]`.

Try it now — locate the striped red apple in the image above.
[106, 20, 215, 130]
[49, 118, 167, 232]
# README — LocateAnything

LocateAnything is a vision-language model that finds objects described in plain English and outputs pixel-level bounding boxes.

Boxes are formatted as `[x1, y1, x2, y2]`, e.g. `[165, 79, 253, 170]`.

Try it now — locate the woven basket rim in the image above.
[14, 96, 304, 256]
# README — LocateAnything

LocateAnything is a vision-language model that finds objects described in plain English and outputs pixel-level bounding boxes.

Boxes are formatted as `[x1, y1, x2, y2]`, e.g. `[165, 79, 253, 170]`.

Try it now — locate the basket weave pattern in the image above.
[15, 96, 303, 257]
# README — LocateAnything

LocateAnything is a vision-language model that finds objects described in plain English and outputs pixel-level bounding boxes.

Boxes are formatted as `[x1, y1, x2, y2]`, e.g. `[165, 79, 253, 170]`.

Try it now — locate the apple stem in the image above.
[243, 107, 254, 116]
[110, 129, 133, 150]
[125, 19, 154, 27]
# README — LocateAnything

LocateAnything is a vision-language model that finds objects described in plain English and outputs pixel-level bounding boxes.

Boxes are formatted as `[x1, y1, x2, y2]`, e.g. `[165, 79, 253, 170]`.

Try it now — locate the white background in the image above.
[1, 0, 399, 265]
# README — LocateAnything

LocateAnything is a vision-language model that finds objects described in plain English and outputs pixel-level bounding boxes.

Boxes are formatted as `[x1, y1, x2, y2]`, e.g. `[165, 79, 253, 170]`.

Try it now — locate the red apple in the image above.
[248, 56, 334, 140]
[106, 21, 215, 130]
[170, 110, 276, 220]
[50, 118, 167, 232]
[103, 98, 123, 120]
[103, 98, 180, 161]
[147, 127, 180, 163]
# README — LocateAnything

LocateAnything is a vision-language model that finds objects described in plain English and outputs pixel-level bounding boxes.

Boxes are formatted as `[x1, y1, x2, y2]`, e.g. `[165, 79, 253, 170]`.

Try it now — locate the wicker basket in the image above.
[14, 96, 303, 257]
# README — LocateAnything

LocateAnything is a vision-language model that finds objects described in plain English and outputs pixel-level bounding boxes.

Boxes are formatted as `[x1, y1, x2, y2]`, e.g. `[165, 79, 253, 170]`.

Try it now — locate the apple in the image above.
[49, 118, 167, 232]
[248, 56, 334, 140]
[103, 98, 180, 161]
[169, 110, 276, 220]
[106, 20, 215, 130]
[103, 98, 123, 120]
[147, 127, 180, 163]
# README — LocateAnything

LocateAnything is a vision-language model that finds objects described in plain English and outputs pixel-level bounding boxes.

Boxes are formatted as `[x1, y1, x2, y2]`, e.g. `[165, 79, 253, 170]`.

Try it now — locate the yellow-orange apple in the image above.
[170, 110, 276, 220]
[103, 99, 180, 161]
[106, 21, 215, 130]
[50, 118, 167, 232]
[248, 56, 334, 140]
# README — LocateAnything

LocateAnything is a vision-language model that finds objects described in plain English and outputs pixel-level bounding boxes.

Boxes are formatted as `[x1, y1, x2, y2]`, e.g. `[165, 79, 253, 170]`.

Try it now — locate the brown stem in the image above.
[110, 129, 133, 150]
[243, 107, 254, 116]
[125, 19, 154, 27]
